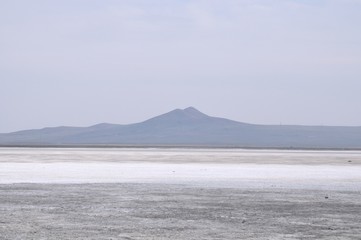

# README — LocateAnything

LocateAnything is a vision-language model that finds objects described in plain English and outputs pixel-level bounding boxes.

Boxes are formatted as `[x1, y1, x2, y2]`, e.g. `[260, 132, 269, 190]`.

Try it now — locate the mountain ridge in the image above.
[1, 107, 361, 148]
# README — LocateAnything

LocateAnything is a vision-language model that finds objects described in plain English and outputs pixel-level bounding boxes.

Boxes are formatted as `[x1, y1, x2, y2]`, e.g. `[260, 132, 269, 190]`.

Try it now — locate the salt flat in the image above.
[0, 148, 360, 239]
[0, 148, 360, 190]
[2, 147, 361, 164]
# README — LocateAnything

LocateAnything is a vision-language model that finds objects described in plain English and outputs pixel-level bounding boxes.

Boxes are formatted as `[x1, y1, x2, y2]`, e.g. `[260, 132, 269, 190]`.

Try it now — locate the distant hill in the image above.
[1, 107, 361, 148]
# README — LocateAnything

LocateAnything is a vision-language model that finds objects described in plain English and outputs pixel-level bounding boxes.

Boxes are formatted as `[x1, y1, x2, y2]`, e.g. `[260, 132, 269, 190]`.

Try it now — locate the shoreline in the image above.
[1, 144, 361, 151]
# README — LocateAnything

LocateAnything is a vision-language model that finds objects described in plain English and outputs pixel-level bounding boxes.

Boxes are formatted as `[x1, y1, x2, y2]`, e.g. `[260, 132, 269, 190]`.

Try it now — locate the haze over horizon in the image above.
[1, 0, 361, 133]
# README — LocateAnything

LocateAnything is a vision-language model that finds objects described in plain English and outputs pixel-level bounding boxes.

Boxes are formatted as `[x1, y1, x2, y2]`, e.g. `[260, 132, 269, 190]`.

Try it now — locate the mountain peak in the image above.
[184, 106, 197, 111]
[183, 107, 208, 118]
[141, 107, 209, 125]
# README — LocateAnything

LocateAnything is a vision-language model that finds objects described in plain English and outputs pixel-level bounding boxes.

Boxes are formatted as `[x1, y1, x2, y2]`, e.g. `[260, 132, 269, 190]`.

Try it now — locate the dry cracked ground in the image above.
[0, 183, 360, 240]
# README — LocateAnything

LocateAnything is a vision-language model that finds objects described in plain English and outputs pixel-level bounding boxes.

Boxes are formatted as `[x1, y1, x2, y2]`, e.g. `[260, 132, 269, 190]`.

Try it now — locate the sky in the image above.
[1, 0, 361, 133]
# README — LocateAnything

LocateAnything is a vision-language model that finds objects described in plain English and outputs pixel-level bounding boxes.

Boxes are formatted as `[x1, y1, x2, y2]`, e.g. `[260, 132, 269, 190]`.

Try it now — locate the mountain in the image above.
[1, 107, 361, 148]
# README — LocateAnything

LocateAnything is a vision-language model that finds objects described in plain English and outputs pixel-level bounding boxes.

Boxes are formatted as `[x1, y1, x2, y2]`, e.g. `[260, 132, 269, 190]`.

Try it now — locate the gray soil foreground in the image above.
[0, 183, 360, 240]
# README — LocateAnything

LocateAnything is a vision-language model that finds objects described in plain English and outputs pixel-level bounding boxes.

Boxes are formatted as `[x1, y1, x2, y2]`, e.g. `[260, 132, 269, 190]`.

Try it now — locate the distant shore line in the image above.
[0, 144, 360, 151]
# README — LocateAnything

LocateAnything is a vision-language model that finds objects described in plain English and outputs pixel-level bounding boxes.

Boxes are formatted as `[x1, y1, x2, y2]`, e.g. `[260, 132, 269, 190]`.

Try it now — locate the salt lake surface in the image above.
[0, 147, 360, 190]
[1, 148, 361, 239]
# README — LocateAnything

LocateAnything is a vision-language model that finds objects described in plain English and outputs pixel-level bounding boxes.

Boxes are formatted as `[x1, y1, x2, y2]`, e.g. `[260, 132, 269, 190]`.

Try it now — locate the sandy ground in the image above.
[0, 148, 361, 239]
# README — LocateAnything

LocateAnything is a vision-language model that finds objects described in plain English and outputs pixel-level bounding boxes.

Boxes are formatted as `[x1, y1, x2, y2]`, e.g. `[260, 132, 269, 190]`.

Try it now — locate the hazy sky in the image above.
[1, 0, 361, 133]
